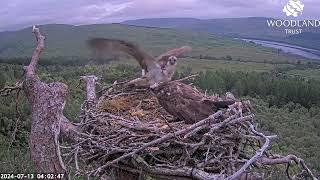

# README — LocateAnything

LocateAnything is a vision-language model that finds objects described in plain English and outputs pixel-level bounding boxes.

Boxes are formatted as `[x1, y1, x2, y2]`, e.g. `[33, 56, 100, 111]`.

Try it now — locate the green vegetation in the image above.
[286, 68, 320, 81]
[110, 57, 293, 73]
[0, 24, 312, 64]
[0, 24, 319, 176]
[195, 70, 320, 108]
[251, 98, 320, 171]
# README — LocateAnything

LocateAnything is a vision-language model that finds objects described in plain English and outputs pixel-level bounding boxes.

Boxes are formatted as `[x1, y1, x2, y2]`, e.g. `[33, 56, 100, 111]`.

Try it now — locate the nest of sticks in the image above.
[61, 83, 317, 180]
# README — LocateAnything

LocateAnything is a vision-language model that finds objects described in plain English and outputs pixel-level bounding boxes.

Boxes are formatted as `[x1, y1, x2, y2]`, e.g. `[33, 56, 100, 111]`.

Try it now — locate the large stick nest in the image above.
[62, 83, 317, 180]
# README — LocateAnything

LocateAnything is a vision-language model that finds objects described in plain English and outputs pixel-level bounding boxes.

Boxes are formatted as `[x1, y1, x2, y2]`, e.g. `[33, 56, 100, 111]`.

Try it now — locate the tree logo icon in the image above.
[283, 0, 304, 17]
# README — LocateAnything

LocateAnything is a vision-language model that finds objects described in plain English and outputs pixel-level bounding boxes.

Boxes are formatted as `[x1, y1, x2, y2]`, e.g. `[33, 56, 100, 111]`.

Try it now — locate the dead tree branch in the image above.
[9, 88, 22, 147]
[174, 74, 198, 82]
[226, 122, 277, 180]
[21, 26, 72, 174]
[80, 75, 98, 102]
[0, 81, 23, 96]
[259, 155, 318, 180]
[24, 26, 45, 76]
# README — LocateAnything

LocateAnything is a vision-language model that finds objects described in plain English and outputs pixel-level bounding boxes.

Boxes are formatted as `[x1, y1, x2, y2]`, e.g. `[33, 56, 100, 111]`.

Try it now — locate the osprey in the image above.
[153, 81, 236, 124]
[87, 38, 191, 88]
[87, 38, 235, 124]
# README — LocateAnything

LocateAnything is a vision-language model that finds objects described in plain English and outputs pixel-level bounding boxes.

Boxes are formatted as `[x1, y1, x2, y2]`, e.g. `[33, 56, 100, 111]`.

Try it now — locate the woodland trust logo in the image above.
[283, 0, 304, 17]
[267, 0, 320, 35]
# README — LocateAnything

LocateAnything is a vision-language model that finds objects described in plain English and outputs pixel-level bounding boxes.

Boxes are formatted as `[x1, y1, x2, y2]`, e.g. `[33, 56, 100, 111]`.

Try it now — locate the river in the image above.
[238, 38, 320, 60]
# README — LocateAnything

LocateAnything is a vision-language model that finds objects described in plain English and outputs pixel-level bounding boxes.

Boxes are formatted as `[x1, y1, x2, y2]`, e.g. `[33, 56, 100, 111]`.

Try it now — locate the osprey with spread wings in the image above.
[87, 38, 235, 124]
[87, 38, 191, 88]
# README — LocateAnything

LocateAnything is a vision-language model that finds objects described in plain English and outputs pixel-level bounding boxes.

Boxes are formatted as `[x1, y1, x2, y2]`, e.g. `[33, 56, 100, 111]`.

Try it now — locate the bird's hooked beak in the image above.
[168, 56, 178, 65]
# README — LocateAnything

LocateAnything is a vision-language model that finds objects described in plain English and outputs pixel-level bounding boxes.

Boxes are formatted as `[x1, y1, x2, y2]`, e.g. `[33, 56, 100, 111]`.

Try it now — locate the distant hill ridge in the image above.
[0, 23, 250, 58]
[122, 17, 320, 50]
[0, 22, 314, 63]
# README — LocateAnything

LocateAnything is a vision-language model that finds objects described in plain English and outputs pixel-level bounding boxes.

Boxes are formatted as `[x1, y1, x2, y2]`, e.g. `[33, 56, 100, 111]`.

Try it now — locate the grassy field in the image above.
[110, 57, 295, 73]
[177, 58, 295, 72]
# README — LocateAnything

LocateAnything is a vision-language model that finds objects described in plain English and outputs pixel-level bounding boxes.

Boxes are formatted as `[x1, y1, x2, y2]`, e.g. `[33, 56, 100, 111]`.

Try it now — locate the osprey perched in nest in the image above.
[88, 38, 235, 124]
[153, 82, 236, 124]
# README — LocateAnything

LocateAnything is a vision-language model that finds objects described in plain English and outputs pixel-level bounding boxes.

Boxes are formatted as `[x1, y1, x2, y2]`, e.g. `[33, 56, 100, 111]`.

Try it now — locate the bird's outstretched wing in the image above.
[87, 38, 157, 71]
[156, 46, 192, 68]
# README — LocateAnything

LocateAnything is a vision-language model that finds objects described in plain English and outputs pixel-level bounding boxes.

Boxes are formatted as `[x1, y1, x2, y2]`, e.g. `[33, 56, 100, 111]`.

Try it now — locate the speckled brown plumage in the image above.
[153, 81, 235, 124]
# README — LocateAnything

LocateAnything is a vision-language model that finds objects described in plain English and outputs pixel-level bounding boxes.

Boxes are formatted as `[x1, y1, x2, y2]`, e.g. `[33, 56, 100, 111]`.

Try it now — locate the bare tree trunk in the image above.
[23, 26, 71, 174]
[24, 76, 68, 174]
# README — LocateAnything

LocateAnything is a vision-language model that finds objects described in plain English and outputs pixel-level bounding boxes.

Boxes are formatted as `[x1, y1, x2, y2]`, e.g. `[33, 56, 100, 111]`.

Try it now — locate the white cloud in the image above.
[0, 0, 131, 31]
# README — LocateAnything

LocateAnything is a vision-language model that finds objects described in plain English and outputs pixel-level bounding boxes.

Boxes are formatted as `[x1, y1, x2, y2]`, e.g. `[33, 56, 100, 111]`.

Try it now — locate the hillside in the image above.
[0, 23, 311, 66]
[123, 17, 283, 37]
[122, 17, 320, 50]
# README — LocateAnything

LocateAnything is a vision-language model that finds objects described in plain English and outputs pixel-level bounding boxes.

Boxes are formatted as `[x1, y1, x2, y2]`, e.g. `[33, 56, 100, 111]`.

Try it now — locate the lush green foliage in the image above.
[251, 98, 320, 171]
[194, 70, 320, 108]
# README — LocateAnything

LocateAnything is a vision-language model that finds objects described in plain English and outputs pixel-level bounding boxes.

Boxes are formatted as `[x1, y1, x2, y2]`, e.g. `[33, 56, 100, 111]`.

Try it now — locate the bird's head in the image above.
[168, 56, 178, 66]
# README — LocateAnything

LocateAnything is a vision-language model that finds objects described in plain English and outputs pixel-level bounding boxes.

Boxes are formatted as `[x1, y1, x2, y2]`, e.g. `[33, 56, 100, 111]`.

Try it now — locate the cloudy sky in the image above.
[0, 0, 319, 31]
